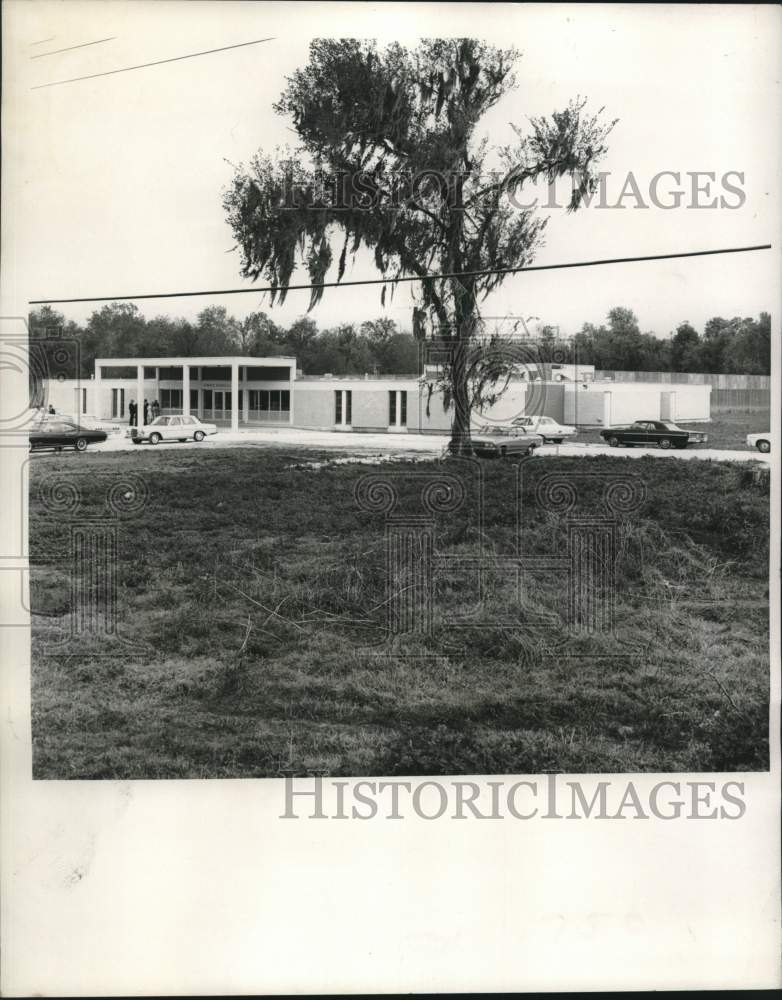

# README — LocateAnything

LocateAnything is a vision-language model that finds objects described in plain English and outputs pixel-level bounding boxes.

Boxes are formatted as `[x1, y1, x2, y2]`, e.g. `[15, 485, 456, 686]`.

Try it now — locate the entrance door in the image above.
[214, 391, 224, 419]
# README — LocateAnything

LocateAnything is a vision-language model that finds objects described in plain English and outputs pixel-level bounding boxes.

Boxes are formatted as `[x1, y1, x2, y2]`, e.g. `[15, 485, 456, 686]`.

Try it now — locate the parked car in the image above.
[599, 420, 708, 449]
[746, 432, 771, 453]
[469, 425, 544, 458]
[129, 414, 218, 445]
[511, 415, 577, 443]
[29, 417, 108, 452]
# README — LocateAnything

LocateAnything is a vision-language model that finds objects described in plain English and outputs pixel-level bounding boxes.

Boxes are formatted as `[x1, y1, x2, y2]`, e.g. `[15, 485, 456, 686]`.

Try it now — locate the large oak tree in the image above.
[223, 38, 614, 448]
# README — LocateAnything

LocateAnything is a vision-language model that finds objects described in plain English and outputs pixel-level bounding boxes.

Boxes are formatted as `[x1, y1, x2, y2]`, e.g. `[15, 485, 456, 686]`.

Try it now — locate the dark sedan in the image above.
[600, 420, 708, 450]
[29, 417, 108, 453]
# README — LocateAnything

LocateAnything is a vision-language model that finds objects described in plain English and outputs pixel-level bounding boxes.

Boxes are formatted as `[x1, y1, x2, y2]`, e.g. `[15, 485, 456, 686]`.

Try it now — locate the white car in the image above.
[511, 415, 577, 443]
[129, 414, 218, 445]
[746, 432, 771, 454]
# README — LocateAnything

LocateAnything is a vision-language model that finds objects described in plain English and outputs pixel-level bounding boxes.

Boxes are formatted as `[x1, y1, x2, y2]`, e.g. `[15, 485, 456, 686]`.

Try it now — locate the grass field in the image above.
[29, 445, 770, 778]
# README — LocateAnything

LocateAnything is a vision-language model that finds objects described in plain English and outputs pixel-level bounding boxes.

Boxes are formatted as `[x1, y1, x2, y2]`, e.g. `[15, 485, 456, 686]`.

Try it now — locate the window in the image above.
[335, 390, 352, 425]
[111, 387, 126, 418]
[170, 417, 182, 426]
[200, 366, 230, 381]
[281, 389, 290, 411]
[388, 390, 406, 428]
[190, 389, 199, 410]
[81, 388, 87, 414]
[245, 366, 290, 381]
[161, 389, 183, 410]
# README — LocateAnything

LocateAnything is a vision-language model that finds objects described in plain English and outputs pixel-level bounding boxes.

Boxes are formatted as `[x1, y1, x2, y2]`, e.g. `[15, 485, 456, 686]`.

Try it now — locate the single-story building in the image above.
[39, 355, 711, 432]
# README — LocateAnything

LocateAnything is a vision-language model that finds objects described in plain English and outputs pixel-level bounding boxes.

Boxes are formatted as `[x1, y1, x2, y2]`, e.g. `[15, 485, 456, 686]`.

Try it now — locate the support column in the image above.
[242, 368, 249, 425]
[182, 364, 190, 417]
[231, 362, 239, 431]
[93, 362, 102, 422]
[603, 391, 612, 428]
[155, 367, 160, 413]
[136, 365, 144, 427]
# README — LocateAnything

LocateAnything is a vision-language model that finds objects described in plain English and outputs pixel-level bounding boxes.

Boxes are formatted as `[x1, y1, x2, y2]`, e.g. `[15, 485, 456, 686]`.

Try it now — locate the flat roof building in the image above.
[40, 354, 712, 433]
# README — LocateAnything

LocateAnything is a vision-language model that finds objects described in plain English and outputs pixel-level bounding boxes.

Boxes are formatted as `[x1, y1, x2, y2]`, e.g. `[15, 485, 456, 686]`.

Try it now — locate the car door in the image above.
[45, 420, 72, 447]
[167, 416, 182, 440]
[646, 420, 670, 444]
[628, 421, 652, 445]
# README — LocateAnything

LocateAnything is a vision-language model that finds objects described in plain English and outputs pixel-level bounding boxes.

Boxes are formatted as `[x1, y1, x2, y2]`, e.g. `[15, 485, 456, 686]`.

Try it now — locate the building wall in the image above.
[564, 388, 605, 426]
[292, 385, 336, 429]
[352, 389, 393, 431]
[40, 368, 713, 432]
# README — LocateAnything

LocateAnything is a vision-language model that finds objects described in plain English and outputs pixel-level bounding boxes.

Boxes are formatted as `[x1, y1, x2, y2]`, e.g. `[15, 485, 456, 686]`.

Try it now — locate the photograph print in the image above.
[19, 2, 775, 780]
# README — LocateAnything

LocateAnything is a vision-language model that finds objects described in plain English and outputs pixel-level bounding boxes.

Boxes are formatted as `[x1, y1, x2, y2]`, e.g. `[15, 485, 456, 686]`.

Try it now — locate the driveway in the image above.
[69, 426, 771, 464]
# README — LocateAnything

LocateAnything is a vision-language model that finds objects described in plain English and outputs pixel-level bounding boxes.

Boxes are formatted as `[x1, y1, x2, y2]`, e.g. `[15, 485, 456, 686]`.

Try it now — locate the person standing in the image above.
[128, 400, 137, 427]
[143, 399, 150, 425]
[152, 399, 160, 420]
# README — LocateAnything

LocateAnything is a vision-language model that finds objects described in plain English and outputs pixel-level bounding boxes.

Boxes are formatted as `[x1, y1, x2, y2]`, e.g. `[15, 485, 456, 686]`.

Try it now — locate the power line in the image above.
[29, 37, 56, 46]
[31, 36, 276, 90]
[29, 243, 773, 306]
[31, 37, 117, 60]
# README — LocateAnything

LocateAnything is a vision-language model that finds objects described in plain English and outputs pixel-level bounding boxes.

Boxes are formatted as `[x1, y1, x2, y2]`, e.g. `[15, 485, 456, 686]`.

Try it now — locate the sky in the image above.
[3, 1, 781, 340]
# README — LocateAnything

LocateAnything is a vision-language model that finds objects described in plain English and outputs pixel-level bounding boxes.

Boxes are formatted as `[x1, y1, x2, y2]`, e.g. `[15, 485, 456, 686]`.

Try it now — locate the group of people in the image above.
[128, 399, 160, 427]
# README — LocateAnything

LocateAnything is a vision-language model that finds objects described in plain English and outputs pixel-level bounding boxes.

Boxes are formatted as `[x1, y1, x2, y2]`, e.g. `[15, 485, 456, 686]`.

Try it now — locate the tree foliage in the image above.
[223, 37, 616, 447]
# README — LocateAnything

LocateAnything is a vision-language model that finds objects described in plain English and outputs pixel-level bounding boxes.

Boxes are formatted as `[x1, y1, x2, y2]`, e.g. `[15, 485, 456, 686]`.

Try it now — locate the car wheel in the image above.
[74, 438, 88, 452]
[132, 439, 142, 445]
[608, 436, 620, 448]
[149, 432, 162, 445]
[757, 440, 770, 453]
[194, 430, 205, 442]
[659, 438, 673, 450]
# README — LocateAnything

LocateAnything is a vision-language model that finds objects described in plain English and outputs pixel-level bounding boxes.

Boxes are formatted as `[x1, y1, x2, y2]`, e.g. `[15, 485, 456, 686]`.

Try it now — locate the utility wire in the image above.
[29, 243, 773, 306]
[32, 36, 276, 90]
[31, 37, 117, 59]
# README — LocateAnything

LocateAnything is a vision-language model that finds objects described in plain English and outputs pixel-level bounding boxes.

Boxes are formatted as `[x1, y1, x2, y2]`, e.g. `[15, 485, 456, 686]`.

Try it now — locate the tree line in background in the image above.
[28, 302, 770, 379]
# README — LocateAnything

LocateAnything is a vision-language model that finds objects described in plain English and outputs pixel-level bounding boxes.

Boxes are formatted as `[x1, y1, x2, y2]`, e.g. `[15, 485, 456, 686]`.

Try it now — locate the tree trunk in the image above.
[449, 335, 472, 454]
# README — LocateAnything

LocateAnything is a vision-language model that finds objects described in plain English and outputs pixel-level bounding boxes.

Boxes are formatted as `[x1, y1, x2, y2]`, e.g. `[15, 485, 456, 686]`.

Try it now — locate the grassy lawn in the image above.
[575, 408, 770, 450]
[29, 446, 770, 778]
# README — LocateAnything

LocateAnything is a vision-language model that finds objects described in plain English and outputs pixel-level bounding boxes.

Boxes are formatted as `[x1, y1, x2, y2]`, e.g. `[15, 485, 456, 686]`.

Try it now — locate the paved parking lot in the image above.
[45, 425, 771, 464]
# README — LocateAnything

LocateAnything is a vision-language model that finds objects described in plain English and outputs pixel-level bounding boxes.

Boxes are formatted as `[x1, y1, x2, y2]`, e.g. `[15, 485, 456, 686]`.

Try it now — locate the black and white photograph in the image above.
[1, 0, 780, 994]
